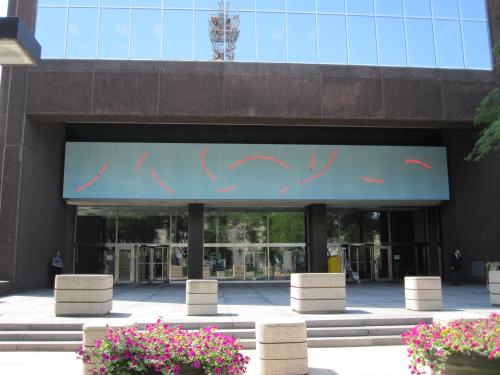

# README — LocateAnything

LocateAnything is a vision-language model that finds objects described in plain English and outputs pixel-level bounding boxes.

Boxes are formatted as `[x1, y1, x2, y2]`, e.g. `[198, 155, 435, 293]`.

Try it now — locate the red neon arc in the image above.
[310, 154, 316, 172]
[75, 162, 109, 192]
[405, 159, 432, 169]
[217, 184, 236, 193]
[362, 176, 385, 184]
[150, 169, 175, 194]
[228, 155, 290, 171]
[279, 186, 289, 196]
[135, 152, 149, 171]
[298, 149, 337, 185]
[201, 146, 217, 181]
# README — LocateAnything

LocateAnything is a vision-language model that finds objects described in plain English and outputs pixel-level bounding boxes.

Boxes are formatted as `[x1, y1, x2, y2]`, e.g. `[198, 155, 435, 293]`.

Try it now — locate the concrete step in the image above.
[0, 323, 83, 331]
[0, 341, 82, 351]
[0, 331, 82, 341]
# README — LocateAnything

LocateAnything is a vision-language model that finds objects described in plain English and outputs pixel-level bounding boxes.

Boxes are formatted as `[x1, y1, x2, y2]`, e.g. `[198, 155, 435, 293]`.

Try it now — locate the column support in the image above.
[187, 203, 204, 279]
[306, 204, 328, 273]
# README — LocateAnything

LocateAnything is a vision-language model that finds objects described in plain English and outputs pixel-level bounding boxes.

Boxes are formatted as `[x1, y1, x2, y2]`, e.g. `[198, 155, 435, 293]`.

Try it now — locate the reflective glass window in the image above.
[98, 8, 130, 59]
[256, 12, 286, 62]
[194, 10, 214, 60]
[132, 0, 161, 7]
[101, 0, 129, 7]
[36, 7, 67, 58]
[117, 208, 170, 244]
[130, 9, 161, 59]
[163, 9, 193, 60]
[39, 0, 68, 5]
[269, 212, 304, 243]
[204, 212, 218, 243]
[434, 19, 464, 68]
[66, 8, 98, 58]
[462, 21, 492, 70]
[405, 18, 436, 67]
[218, 212, 245, 243]
[164, 0, 193, 9]
[171, 212, 188, 243]
[228, 0, 255, 11]
[375, 0, 403, 16]
[347, 16, 377, 65]
[403, 0, 431, 17]
[245, 213, 267, 243]
[195, 0, 220, 10]
[432, 0, 459, 19]
[287, 0, 316, 13]
[377, 17, 406, 66]
[317, 0, 345, 13]
[287, 13, 317, 63]
[70, 0, 98, 6]
[459, 0, 487, 21]
[318, 15, 347, 64]
[256, 0, 285, 11]
[233, 12, 256, 61]
[346, 0, 375, 14]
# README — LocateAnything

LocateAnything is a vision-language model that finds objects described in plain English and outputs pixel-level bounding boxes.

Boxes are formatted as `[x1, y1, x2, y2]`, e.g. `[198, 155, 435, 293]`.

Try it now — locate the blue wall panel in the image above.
[63, 142, 450, 201]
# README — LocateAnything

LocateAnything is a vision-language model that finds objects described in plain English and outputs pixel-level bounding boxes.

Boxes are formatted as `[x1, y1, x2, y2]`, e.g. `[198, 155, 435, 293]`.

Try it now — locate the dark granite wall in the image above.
[0, 0, 499, 290]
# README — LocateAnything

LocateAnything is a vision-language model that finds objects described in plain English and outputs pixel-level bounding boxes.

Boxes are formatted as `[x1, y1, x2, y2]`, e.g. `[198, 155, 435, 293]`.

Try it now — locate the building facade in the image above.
[1, 0, 499, 291]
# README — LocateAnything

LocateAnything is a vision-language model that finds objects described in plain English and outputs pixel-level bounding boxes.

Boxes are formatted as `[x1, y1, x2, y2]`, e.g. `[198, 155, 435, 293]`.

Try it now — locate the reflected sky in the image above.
[35, 0, 492, 70]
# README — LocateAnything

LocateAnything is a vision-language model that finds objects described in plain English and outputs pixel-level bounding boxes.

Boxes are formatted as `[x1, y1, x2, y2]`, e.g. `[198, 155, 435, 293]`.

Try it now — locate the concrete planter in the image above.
[431, 354, 500, 375]
[186, 279, 218, 316]
[488, 271, 500, 306]
[404, 276, 442, 311]
[290, 273, 346, 313]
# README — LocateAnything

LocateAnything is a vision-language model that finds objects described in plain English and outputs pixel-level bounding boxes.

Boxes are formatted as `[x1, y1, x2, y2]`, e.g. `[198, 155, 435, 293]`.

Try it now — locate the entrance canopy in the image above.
[63, 142, 449, 203]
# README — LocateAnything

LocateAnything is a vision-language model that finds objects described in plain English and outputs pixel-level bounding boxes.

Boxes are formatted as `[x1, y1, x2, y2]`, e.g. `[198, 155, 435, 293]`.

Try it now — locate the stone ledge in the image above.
[406, 299, 442, 311]
[186, 279, 218, 294]
[291, 297, 345, 314]
[186, 304, 217, 316]
[55, 300, 113, 317]
[55, 275, 113, 290]
[186, 293, 218, 305]
[256, 318, 306, 343]
[256, 341, 307, 360]
[405, 289, 442, 300]
[258, 358, 308, 375]
[291, 286, 345, 300]
[55, 288, 113, 303]
[404, 277, 442, 290]
[291, 273, 345, 288]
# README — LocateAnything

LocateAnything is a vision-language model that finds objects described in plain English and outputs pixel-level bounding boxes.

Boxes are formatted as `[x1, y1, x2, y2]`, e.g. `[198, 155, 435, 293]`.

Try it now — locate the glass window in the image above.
[462, 21, 492, 70]
[256, 0, 285, 11]
[164, 0, 193, 9]
[245, 213, 267, 243]
[132, 0, 161, 7]
[317, 0, 344, 13]
[432, 0, 459, 19]
[403, 0, 431, 17]
[194, 10, 214, 60]
[347, 16, 377, 65]
[163, 9, 193, 60]
[434, 19, 464, 68]
[101, 0, 129, 7]
[36, 7, 67, 58]
[218, 212, 245, 243]
[39, 0, 68, 5]
[256, 12, 286, 62]
[131, 9, 161, 59]
[171, 212, 188, 243]
[375, 0, 403, 16]
[195, 0, 220, 10]
[405, 18, 436, 67]
[204, 211, 218, 243]
[287, 13, 317, 63]
[66, 8, 98, 58]
[233, 12, 256, 61]
[346, 0, 374, 14]
[318, 15, 347, 64]
[327, 210, 341, 243]
[376, 17, 407, 66]
[228, 0, 255, 11]
[269, 247, 306, 279]
[69, 0, 98, 6]
[460, 0, 487, 21]
[117, 208, 170, 244]
[98, 8, 130, 59]
[287, 0, 316, 13]
[269, 212, 304, 243]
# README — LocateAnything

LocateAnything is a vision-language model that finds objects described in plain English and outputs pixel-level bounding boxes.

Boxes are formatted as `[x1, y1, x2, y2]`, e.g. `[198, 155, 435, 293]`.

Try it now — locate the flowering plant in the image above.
[402, 313, 500, 375]
[78, 320, 250, 375]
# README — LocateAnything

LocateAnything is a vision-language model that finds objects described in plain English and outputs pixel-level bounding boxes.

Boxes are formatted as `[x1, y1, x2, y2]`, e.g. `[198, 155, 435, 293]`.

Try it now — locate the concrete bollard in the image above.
[290, 273, 346, 313]
[186, 279, 218, 316]
[81, 320, 134, 375]
[404, 276, 442, 311]
[489, 271, 500, 306]
[55, 275, 113, 317]
[256, 318, 308, 375]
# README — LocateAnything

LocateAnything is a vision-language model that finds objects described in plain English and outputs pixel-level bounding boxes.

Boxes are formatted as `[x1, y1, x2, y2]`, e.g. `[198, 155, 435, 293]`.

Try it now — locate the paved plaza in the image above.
[0, 282, 498, 374]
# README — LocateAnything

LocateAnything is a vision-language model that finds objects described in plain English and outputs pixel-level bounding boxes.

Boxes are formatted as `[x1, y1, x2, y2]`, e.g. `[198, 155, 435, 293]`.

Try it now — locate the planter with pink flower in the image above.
[78, 320, 250, 375]
[402, 313, 500, 375]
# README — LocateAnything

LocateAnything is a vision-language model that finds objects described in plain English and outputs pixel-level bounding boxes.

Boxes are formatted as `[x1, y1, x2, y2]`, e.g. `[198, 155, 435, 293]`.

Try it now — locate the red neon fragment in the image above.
[217, 185, 236, 193]
[201, 146, 217, 181]
[298, 149, 337, 185]
[405, 159, 432, 169]
[75, 162, 109, 192]
[150, 169, 175, 194]
[362, 176, 385, 184]
[135, 152, 149, 171]
[228, 155, 290, 171]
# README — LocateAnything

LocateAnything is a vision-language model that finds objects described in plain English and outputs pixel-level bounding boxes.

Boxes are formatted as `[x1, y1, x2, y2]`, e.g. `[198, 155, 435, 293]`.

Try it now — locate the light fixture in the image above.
[0, 17, 41, 66]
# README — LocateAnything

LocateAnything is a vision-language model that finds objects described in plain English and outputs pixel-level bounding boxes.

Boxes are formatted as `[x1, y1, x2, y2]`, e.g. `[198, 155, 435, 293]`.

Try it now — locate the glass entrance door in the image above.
[115, 245, 134, 283]
[136, 245, 169, 283]
[374, 246, 392, 281]
[347, 245, 373, 280]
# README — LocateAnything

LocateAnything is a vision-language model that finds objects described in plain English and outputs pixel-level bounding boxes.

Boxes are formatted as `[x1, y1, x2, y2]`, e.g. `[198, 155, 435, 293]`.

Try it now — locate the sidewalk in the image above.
[0, 346, 410, 375]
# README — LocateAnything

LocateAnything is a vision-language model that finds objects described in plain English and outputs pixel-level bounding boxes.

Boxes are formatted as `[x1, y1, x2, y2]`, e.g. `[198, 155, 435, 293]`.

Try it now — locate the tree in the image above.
[466, 42, 500, 161]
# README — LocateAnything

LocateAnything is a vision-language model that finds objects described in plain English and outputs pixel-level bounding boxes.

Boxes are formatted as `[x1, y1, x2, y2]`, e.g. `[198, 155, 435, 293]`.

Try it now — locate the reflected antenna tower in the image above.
[209, 2, 240, 61]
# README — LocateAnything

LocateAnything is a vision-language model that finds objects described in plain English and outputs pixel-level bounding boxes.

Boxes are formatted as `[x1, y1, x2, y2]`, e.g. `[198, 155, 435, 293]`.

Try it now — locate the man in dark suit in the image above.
[451, 249, 463, 285]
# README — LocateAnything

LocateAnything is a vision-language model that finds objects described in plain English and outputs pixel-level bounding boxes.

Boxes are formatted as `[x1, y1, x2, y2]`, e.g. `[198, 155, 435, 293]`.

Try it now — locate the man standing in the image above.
[451, 249, 463, 285]
[50, 251, 64, 289]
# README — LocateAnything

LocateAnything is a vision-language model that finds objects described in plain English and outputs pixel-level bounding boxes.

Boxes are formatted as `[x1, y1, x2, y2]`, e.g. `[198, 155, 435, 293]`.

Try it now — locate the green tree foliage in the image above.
[466, 42, 500, 161]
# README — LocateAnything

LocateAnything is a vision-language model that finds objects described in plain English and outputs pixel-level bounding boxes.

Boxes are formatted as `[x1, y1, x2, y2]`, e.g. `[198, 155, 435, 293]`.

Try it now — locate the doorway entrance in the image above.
[346, 245, 392, 281]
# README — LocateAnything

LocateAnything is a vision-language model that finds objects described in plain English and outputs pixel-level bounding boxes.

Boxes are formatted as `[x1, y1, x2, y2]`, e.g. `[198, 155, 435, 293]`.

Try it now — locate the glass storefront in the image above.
[203, 210, 306, 280]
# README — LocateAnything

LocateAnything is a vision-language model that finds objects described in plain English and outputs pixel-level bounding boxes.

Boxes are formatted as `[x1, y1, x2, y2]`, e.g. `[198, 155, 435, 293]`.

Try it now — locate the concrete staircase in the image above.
[0, 316, 430, 351]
